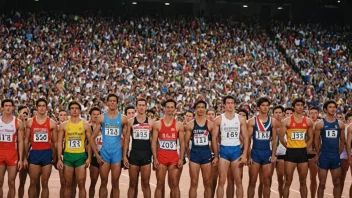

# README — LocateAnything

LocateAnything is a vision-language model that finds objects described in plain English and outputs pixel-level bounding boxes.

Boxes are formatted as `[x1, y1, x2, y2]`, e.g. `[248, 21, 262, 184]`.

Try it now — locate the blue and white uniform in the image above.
[219, 114, 241, 162]
[251, 116, 272, 165]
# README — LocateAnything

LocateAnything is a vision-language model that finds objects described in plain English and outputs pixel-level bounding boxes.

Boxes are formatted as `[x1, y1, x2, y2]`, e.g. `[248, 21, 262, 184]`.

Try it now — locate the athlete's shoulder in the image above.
[247, 117, 255, 125]
[337, 120, 345, 128]
[60, 120, 69, 129]
[281, 116, 291, 125]
[305, 117, 314, 126]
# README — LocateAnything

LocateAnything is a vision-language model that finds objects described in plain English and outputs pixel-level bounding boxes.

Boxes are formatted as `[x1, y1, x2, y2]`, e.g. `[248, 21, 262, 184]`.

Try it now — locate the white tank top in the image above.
[276, 135, 287, 155]
[341, 123, 352, 159]
[220, 113, 240, 146]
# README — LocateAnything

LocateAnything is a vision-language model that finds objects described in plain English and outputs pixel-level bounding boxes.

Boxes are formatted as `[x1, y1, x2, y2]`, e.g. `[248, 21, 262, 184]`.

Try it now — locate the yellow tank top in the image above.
[286, 116, 308, 148]
[65, 120, 86, 153]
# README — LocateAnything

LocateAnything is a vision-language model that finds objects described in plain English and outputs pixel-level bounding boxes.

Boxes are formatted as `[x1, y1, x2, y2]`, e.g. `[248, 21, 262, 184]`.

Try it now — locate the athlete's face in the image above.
[336, 114, 343, 121]
[36, 101, 47, 116]
[346, 116, 352, 124]
[184, 112, 194, 123]
[18, 108, 29, 121]
[107, 96, 118, 110]
[309, 110, 319, 122]
[285, 110, 294, 118]
[69, 104, 81, 117]
[90, 110, 101, 122]
[58, 111, 68, 122]
[238, 112, 247, 120]
[126, 109, 136, 119]
[195, 103, 206, 117]
[136, 101, 147, 115]
[224, 98, 235, 112]
[2, 102, 13, 115]
[273, 109, 283, 121]
[32, 110, 38, 117]
[258, 102, 269, 114]
[206, 110, 216, 122]
[293, 102, 304, 114]
[325, 103, 337, 116]
[164, 102, 176, 115]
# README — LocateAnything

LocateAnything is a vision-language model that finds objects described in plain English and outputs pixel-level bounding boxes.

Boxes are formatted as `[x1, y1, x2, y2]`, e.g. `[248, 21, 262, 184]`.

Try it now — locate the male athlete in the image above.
[341, 113, 352, 196]
[247, 98, 281, 198]
[57, 101, 92, 198]
[152, 99, 185, 198]
[346, 113, 352, 198]
[279, 98, 314, 198]
[88, 107, 102, 198]
[212, 96, 249, 198]
[91, 94, 128, 198]
[24, 98, 57, 198]
[185, 100, 213, 198]
[314, 100, 345, 198]
[123, 98, 154, 198]
[0, 99, 25, 198]
[308, 107, 320, 198]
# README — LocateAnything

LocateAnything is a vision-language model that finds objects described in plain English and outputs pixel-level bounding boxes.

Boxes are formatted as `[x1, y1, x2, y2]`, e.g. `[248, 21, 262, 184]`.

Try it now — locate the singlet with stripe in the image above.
[0, 116, 18, 150]
[320, 118, 340, 154]
[91, 125, 102, 152]
[65, 120, 86, 153]
[252, 116, 272, 150]
[158, 119, 178, 152]
[191, 120, 210, 150]
[31, 117, 51, 150]
[101, 112, 122, 149]
[131, 117, 151, 151]
[220, 113, 241, 146]
[286, 116, 308, 148]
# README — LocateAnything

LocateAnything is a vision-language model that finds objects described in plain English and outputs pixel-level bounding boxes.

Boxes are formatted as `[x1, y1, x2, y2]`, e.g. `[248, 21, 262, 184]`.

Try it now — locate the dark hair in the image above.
[58, 109, 67, 114]
[323, 100, 337, 111]
[292, 98, 305, 107]
[125, 106, 135, 115]
[68, 101, 81, 110]
[1, 99, 14, 107]
[222, 95, 236, 105]
[162, 99, 177, 108]
[309, 106, 319, 112]
[345, 113, 352, 122]
[206, 108, 216, 114]
[89, 107, 101, 115]
[273, 105, 284, 113]
[284, 107, 295, 113]
[147, 109, 155, 115]
[31, 108, 38, 115]
[106, 94, 119, 103]
[36, 98, 48, 107]
[185, 110, 195, 117]
[18, 105, 28, 113]
[193, 100, 207, 109]
[237, 109, 249, 120]
[257, 97, 271, 107]
[135, 98, 147, 106]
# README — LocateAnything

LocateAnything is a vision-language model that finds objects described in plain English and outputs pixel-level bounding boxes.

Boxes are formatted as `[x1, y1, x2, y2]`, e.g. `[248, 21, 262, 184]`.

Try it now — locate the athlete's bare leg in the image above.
[211, 164, 218, 198]
[155, 164, 168, 198]
[7, 166, 17, 198]
[217, 158, 230, 198]
[276, 160, 285, 198]
[75, 165, 87, 198]
[283, 161, 297, 198]
[231, 159, 244, 198]
[89, 165, 99, 198]
[297, 162, 308, 198]
[168, 164, 181, 198]
[140, 164, 151, 198]
[340, 159, 349, 195]
[317, 167, 341, 198]
[308, 159, 318, 198]
[226, 168, 234, 198]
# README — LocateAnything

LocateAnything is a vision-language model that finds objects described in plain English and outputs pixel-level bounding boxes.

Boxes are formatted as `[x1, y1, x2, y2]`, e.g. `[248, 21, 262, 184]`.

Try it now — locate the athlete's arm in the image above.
[151, 121, 160, 169]
[123, 118, 133, 168]
[347, 125, 352, 164]
[239, 118, 249, 163]
[17, 119, 25, 171]
[121, 115, 128, 148]
[91, 114, 103, 158]
[50, 119, 58, 163]
[279, 118, 288, 148]
[271, 118, 281, 162]
[211, 116, 221, 164]
[57, 122, 66, 167]
[184, 121, 194, 158]
[313, 120, 323, 155]
[246, 118, 254, 165]
[84, 121, 93, 167]
[23, 118, 32, 168]
[305, 118, 314, 153]
[177, 122, 185, 168]
[338, 121, 345, 155]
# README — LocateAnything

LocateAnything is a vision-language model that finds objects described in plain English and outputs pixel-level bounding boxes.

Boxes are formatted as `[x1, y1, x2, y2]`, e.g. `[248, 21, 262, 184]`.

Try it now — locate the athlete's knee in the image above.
[141, 179, 150, 189]
[234, 176, 243, 186]
[203, 179, 211, 188]
[332, 176, 341, 187]
[299, 177, 307, 185]
[8, 179, 15, 188]
[0, 180, 3, 187]
[284, 177, 293, 186]
[100, 178, 108, 186]
[77, 180, 85, 189]
[190, 178, 198, 188]
[248, 178, 257, 188]
[129, 180, 137, 189]
[111, 181, 119, 189]
[318, 182, 326, 190]
[156, 182, 165, 190]
[90, 179, 97, 187]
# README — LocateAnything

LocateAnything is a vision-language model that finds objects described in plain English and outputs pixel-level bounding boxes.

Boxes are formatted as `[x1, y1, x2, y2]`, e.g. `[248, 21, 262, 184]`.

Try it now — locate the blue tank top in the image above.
[101, 112, 122, 149]
[252, 116, 272, 150]
[191, 120, 210, 151]
[321, 118, 340, 154]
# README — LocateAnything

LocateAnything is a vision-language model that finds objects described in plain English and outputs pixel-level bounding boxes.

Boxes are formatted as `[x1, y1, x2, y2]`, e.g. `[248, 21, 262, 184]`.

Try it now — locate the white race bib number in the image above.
[34, 132, 48, 142]
[226, 131, 239, 139]
[326, 130, 338, 138]
[133, 129, 149, 140]
[194, 136, 209, 146]
[0, 133, 12, 142]
[105, 127, 119, 136]
[255, 131, 270, 140]
[291, 131, 305, 140]
[68, 140, 82, 148]
[96, 134, 102, 145]
[159, 140, 177, 150]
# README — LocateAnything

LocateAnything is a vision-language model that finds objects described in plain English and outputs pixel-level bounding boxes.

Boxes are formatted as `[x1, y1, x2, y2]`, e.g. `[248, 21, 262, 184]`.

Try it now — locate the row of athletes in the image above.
[0, 94, 351, 198]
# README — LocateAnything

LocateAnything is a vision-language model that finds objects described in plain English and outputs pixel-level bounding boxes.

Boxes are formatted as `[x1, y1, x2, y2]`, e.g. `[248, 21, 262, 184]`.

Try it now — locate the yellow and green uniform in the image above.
[63, 120, 87, 167]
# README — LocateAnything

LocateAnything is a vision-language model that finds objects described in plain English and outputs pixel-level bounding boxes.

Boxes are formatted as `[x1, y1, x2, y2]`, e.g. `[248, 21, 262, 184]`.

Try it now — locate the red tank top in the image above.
[31, 117, 51, 150]
[0, 116, 18, 150]
[158, 119, 178, 152]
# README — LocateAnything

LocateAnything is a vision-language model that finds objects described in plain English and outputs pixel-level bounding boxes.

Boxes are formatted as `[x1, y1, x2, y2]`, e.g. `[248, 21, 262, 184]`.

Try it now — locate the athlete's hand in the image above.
[349, 156, 352, 165]
[212, 157, 219, 166]
[96, 155, 104, 165]
[312, 155, 318, 164]
[153, 158, 160, 170]
[123, 157, 129, 168]
[17, 160, 23, 172]
[177, 159, 183, 169]
[270, 155, 277, 163]
[57, 160, 64, 170]
[247, 157, 253, 166]
[239, 154, 247, 164]
[23, 159, 29, 169]
[85, 158, 90, 168]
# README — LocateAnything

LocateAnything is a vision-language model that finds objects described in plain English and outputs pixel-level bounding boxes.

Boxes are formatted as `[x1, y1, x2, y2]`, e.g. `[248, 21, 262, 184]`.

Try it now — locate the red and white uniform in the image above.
[30, 117, 51, 150]
[0, 116, 18, 166]
[157, 119, 179, 166]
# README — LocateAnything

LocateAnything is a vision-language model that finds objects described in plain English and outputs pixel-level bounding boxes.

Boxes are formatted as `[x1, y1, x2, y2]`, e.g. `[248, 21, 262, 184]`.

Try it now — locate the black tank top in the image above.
[131, 117, 151, 151]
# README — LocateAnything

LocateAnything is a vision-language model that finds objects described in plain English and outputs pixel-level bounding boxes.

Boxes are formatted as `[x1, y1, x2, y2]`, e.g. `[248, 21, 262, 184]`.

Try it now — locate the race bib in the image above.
[68, 139, 82, 148]
[194, 136, 209, 146]
[133, 129, 150, 140]
[0, 133, 12, 142]
[159, 140, 177, 150]
[34, 131, 48, 142]
[96, 133, 102, 145]
[226, 131, 239, 139]
[291, 131, 305, 140]
[105, 127, 119, 136]
[326, 130, 338, 138]
[255, 131, 270, 140]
